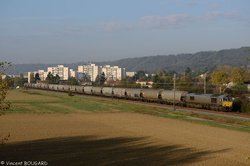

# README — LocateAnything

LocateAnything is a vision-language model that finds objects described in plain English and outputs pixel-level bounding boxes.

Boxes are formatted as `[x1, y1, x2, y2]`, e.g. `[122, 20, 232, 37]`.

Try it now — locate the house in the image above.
[136, 80, 153, 88]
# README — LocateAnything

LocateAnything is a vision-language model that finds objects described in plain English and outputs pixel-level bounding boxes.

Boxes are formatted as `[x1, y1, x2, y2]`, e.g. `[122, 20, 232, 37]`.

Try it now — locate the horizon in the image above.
[1, 0, 250, 64]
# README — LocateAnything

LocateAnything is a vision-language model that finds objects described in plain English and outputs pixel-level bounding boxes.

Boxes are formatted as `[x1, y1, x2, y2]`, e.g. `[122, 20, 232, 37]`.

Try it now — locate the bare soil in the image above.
[1, 112, 250, 166]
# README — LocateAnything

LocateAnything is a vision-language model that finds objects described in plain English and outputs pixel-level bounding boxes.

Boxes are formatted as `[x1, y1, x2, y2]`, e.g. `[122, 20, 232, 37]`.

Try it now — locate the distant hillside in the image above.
[5, 47, 250, 75]
[98, 47, 250, 73]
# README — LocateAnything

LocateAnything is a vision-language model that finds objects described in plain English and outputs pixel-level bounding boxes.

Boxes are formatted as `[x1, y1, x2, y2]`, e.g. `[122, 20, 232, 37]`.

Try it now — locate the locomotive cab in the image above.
[221, 97, 233, 111]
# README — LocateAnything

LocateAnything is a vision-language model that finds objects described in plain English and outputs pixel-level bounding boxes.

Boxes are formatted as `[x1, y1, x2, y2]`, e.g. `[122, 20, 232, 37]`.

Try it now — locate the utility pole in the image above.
[204, 73, 207, 94]
[173, 74, 176, 111]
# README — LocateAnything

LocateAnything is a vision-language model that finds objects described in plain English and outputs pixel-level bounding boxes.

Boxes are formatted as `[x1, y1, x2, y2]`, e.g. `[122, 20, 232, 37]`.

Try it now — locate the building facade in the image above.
[27, 64, 126, 83]
[28, 70, 47, 83]
[78, 64, 101, 82]
[47, 65, 69, 81]
[102, 65, 126, 81]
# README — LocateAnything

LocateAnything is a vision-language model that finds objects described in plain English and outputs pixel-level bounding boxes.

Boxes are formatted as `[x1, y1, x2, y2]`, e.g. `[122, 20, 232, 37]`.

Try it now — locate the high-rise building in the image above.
[102, 65, 126, 81]
[78, 64, 101, 82]
[69, 69, 78, 79]
[47, 65, 69, 80]
[28, 70, 46, 83]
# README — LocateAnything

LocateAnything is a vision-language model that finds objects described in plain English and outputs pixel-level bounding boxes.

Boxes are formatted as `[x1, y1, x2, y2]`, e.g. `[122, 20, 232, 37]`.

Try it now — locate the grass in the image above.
[4, 89, 250, 132]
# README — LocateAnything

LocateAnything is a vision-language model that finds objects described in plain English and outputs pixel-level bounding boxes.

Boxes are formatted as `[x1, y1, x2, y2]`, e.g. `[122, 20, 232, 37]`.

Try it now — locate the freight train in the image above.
[24, 83, 233, 111]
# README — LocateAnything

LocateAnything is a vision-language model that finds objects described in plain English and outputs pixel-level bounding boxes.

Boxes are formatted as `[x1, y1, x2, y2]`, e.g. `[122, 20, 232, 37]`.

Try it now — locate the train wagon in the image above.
[102, 87, 113, 97]
[140, 89, 163, 102]
[75, 86, 84, 93]
[84, 86, 93, 95]
[70, 86, 79, 93]
[161, 90, 188, 105]
[40, 84, 49, 90]
[48, 84, 57, 91]
[125, 88, 142, 100]
[56, 85, 65, 91]
[91, 87, 103, 95]
[113, 88, 126, 98]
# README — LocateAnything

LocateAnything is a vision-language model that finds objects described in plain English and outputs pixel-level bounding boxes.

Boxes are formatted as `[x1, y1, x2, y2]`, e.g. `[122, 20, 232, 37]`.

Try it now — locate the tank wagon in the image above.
[140, 89, 162, 102]
[113, 88, 126, 98]
[24, 83, 233, 111]
[82, 86, 91, 94]
[102, 87, 113, 97]
[161, 90, 188, 106]
[125, 88, 142, 100]
[91, 87, 103, 96]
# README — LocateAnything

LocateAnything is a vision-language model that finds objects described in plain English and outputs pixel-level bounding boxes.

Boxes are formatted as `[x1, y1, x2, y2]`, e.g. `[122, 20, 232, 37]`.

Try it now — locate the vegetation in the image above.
[95, 72, 106, 85]
[97, 47, 250, 73]
[0, 62, 11, 115]
[67, 77, 79, 85]
[45, 72, 60, 84]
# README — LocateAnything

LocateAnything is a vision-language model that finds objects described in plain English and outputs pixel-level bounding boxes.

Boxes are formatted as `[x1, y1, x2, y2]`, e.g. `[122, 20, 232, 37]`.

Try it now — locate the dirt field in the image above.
[1, 112, 250, 166]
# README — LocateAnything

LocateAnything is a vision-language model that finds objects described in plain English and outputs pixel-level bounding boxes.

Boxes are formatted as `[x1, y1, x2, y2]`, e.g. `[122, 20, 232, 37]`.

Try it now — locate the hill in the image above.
[98, 47, 250, 73]
[5, 47, 250, 75]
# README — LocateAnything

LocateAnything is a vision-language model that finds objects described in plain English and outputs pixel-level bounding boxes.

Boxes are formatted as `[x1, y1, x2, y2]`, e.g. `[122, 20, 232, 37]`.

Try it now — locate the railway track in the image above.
[33, 88, 250, 121]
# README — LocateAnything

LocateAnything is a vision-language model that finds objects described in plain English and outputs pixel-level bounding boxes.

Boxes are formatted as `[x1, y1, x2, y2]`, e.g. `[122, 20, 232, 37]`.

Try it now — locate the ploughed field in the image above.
[0, 90, 250, 166]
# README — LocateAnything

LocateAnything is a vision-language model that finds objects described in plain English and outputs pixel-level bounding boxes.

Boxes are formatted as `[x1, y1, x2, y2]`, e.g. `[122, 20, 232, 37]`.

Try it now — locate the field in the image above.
[1, 90, 250, 165]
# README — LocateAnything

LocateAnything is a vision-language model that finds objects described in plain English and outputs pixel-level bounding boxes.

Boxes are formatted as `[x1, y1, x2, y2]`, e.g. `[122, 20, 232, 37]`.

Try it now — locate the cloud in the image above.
[100, 10, 249, 31]
[209, 4, 222, 9]
[142, 14, 194, 29]
[207, 11, 240, 19]
[100, 22, 137, 31]
[101, 14, 195, 31]
[187, 1, 198, 6]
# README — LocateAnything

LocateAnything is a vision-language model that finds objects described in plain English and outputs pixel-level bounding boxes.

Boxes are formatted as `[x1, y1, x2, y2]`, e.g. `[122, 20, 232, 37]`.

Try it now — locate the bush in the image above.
[232, 96, 250, 113]
[241, 100, 250, 113]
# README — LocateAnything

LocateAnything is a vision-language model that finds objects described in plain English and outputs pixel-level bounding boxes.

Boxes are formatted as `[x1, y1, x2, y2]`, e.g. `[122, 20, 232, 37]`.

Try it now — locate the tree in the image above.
[0, 62, 11, 115]
[156, 69, 166, 77]
[16, 73, 25, 87]
[34, 73, 41, 83]
[120, 76, 138, 88]
[4, 76, 14, 88]
[95, 72, 106, 85]
[46, 72, 60, 84]
[67, 77, 79, 85]
[185, 67, 192, 77]
[230, 67, 250, 85]
[136, 71, 147, 81]
[211, 71, 228, 94]
[30, 73, 35, 83]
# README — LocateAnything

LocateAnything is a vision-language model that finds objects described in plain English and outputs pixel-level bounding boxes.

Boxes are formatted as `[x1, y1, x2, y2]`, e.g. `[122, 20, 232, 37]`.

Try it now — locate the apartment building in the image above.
[47, 65, 69, 81]
[69, 69, 78, 79]
[102, 65, 126, 81]
[27, 64, 126, 83]
[126, 72, 137, 77]
[78, 64, 101, 82]
[28, 70, 47, 83]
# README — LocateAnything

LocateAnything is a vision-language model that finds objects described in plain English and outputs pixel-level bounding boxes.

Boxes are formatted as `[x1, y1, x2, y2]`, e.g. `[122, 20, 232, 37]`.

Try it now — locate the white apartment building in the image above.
[78, 64, 101, 82]
[28, 70, 47, 83]
[69, 69, 78, 79]
[47, 65, 69, 81]
[126, 72, 137, 77]
[102, 65, 126, 81]
[27, 64, 126, 83]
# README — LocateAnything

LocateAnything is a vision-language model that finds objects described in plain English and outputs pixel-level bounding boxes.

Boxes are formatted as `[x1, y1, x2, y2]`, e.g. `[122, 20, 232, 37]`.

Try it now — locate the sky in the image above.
[0, 0, 250, 64]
